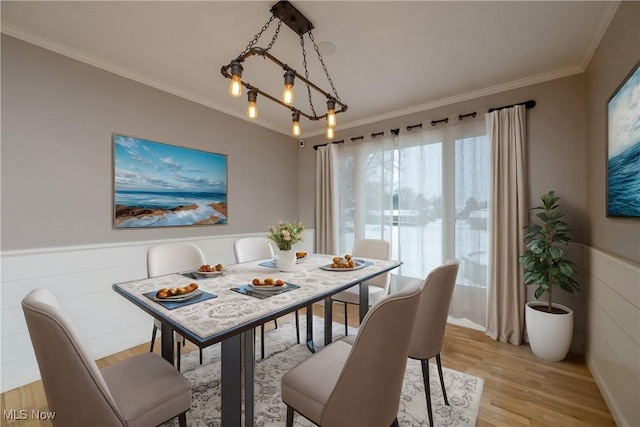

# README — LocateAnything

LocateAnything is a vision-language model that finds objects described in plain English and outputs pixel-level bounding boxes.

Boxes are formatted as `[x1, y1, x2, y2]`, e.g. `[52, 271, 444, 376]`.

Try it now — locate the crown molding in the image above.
[2, 2, 617, 140]
[1, 24, 287, 136]
[324, 0, 621, 139]
[305, 64, 584, 138]
[579, 1, 620, 71]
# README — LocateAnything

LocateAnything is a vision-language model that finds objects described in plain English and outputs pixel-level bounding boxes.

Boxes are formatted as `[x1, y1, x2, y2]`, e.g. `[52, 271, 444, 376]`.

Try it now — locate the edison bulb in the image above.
[282, 85, 294, 105]
[229, 75, 242, 97]
[326, 110, 337, 127]
[326, 126, 335, 140]
[247, 101, 257, 119]
[292, 120, 301, 136]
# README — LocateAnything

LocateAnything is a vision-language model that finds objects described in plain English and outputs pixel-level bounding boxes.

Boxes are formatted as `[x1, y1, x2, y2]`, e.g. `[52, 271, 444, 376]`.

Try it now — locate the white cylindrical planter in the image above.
[525, 301, 573, 362]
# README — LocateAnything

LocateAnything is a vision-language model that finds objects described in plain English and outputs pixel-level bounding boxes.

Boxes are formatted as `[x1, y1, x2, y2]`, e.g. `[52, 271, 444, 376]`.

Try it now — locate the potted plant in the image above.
[519, 190, 580, 361]
[268, 220, 305, 271]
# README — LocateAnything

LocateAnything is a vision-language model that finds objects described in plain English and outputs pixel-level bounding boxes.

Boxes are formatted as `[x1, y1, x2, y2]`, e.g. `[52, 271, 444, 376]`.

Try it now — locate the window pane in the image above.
[454, 134, 489, 288]
[397, 142, 443, 279]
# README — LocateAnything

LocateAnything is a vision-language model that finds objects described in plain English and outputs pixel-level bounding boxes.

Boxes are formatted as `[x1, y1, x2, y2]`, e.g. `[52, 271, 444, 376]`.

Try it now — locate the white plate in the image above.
[247, 283, 288, 292]
[193, 270, 224, 277]
[319, 259, 367, 271]
[154, 289, 203, 302]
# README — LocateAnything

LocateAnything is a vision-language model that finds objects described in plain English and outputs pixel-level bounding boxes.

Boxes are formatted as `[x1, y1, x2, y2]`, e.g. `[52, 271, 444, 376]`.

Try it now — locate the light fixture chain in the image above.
[222, 2, 347, 133]
[299, 35, 318, 118]
[265, 21, 283, 52]
[240, 15, 276, 56]
[308, 31, 342, 103]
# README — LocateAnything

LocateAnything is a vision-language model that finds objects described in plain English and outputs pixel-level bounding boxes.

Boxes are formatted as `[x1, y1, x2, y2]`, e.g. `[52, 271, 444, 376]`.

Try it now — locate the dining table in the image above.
[112, 253, 401, 427]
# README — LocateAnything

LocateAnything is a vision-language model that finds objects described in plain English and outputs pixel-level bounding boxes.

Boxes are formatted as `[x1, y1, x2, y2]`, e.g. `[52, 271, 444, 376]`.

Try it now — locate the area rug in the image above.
[163, 317, 483, 427]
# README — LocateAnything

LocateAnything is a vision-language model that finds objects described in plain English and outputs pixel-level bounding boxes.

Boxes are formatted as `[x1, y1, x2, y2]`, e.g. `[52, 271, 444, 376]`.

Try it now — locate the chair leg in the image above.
[344, 302, 349, 336]
[436, 353, 449, 406]
[178, 412, 187, 427]
[390, 417, 400, 427]
[286, 405, 294, 427]
[274, 318, 278, 329]
[260, 324, 265, 360]
[421, 359, 433, 427]
[150, 324, 158, 352]
[295, 310, 300, 344]
[176, 341, 181, 372]
[199, 347, 203, 365]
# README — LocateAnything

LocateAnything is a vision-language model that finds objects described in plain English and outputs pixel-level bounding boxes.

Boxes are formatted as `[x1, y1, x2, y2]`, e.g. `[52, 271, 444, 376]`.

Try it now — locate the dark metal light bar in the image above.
[221, 47, 348, 121]
[220, 0, 347, 134]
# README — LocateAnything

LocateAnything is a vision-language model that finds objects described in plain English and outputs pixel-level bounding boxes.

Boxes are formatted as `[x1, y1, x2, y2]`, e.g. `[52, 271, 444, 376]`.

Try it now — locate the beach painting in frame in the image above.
[607, 60, 640, 218]
[113, 133, 228, 228]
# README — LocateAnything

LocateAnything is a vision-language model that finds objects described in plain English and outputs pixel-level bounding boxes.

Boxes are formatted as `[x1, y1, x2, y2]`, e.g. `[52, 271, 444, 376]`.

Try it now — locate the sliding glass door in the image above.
[336, 116, 488, 329]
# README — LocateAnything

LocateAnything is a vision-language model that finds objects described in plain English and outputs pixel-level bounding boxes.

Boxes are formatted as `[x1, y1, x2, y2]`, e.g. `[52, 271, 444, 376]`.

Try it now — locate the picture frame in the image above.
[606, 60, 640, 219]
[113, 133, 228, 228]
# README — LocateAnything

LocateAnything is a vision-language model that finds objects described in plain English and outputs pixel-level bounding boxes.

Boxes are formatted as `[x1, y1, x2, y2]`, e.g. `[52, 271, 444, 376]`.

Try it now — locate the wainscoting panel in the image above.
[582, 245, 640, 427]
[0, 230, 315, 393]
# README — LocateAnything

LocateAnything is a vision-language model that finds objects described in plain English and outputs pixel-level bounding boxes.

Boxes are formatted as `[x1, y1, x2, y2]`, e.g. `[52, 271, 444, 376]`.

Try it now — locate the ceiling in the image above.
[1, 1, 619, 138]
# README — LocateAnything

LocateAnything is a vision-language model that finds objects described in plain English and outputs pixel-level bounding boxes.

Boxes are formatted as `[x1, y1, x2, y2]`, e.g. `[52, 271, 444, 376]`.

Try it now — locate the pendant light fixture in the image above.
[326, 99, 337, 128]
[291, 111, 301, 136]
[221, 1, 347, 139]
[246, 89, 258, 119]
[326, 126, 335, 140]
[282, 70, 295, 105]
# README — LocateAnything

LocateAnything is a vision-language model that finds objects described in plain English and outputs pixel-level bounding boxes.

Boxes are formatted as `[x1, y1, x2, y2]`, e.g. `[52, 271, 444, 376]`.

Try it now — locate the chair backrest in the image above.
[352, 239, 391, 292]
[22, 289, 126, 426]
[233, 237, 275, 263]
[321, 279, 424, 426]
[147, 242, 206, 277]
[408, 258, 460, 360]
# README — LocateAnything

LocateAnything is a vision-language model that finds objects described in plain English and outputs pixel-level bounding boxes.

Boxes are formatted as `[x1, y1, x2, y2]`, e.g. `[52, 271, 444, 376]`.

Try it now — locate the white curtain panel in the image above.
[315, 144, 339, 254]
[485, 105, 527, 345]
[335, 117, 489, 329]
[335, 134, 395, 254]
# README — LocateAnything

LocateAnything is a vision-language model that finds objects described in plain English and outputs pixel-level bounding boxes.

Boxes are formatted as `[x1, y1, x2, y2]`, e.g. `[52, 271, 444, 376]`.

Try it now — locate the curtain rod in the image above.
[430, 118, 448, 127]
[312, 107, 484, 150]
[313, 140, 344, 150]
[488, 99, 536, 113]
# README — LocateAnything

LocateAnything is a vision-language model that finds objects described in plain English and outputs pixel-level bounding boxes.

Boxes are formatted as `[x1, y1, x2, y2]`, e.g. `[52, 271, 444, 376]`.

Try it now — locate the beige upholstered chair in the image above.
[148, 242, 206, 369]
[408, 258, 460, 427]
[281, 279, 425, 427]
[233, 237, 300, 359]
[22, 288, 191, 427]
[331, 239, 392, 335]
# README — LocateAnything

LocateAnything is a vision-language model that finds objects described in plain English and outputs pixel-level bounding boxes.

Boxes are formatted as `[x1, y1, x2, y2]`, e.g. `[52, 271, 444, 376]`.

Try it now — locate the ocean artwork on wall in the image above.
[607, 60, 640, 219]
[113, 133, 228, 228]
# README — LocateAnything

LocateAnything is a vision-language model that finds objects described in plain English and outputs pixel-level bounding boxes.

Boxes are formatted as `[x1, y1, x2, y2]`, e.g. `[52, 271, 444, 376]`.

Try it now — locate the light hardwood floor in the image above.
[1, 305, 615, 427]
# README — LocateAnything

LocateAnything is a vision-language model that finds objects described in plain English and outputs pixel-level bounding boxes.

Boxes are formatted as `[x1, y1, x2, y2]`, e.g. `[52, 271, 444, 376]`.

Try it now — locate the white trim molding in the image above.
[0, 230, 315, 392]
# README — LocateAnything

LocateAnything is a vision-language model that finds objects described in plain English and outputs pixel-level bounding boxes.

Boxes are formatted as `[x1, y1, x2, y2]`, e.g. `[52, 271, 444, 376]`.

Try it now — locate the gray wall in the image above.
[585, 0, 640, 264]
[1, 35, 300, 251]
[582, 3, 640, 425]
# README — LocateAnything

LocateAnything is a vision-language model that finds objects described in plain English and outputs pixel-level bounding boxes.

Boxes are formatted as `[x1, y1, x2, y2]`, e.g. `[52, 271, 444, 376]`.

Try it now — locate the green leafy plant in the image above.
[267, 220, 305, 251]
[519, 191, 580, 312]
